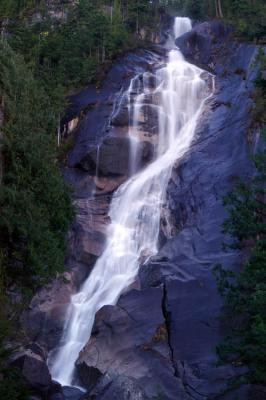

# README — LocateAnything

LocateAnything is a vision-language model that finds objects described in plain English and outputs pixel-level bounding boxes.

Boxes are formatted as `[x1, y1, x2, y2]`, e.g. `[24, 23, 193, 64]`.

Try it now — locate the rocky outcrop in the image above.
[9, 343, 65, 400]
[10, 344, 51, 392]
[66, 49, 162, 170]
[72, 21, 259, 400]
[20, 20, 261, 400]
[76, 288, 188, 399]
[176, 20, 233, 69]
[21, 272, 78, 351]
[19, 48, 164, 400]
[79, 136, 154, 177]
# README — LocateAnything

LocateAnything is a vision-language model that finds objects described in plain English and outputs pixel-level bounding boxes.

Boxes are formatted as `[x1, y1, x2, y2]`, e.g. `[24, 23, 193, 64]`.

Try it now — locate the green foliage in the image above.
[0, 1, 170, 394]
[184, 0, 204, 20]
[214, 52, 266, 384]
[0, 366, 29, 400]
[0, 271, 30, 399]
[0, 313, 29, 400]
[253, 49, 266, 125]
[163, 0, 266, 41]
[0, 41, 73, 285]
[224, 0, 266, 41]
[2, 0, 164, 92]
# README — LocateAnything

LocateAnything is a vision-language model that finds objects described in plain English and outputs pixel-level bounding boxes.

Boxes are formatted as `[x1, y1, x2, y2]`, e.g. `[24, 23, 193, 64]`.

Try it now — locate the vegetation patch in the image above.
[214, 50, 266, 386]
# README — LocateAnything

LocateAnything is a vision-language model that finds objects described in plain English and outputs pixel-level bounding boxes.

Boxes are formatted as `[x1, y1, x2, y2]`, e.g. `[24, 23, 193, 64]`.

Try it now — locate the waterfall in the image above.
[49, 17, 212, 387]
[173, 17, 191, 38]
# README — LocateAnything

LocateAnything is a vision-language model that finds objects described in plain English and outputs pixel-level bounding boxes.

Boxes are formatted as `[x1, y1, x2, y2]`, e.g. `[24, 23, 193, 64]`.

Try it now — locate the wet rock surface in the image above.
[66, 49, 163, 169]
[176, 20, 233, 69]
[20, 273, 77, 351]
[73, 21, 258, 399]
[9, 343, 61, 399]
[76, 288, 188, 400]
[20, 21, 260, 400]
[19, 47, 164, 400]
[79, 136, 154, 177]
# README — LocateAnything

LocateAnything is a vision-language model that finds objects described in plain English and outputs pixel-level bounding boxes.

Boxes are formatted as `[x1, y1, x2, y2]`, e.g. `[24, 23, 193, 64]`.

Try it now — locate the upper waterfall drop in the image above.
[48, 17, 212, 388]
[173, 16, 192, 38]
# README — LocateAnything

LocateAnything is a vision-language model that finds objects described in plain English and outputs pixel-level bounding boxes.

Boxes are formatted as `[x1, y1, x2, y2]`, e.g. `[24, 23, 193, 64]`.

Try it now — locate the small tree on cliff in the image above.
[214, 51, 266, 385]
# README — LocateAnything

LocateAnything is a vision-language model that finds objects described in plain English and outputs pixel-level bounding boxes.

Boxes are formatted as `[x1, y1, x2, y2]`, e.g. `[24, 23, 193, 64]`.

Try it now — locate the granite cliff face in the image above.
[19, 21, 260, 400]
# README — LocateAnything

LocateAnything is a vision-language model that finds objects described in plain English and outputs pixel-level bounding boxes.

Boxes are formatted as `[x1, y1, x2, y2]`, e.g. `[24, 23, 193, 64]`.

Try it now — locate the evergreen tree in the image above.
[184, 0, 204, 20]
[0, 41, 73, 285]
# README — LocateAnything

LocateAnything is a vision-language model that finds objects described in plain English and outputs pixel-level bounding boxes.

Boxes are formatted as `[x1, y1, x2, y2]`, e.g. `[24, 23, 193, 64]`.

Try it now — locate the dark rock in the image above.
[62, 386, 85, 400]
[68, 194, 111, 265]
[20, 273, 76, 351]
[79, 136, 154, 177]
[66, 49, 163, 169]
[163, 278, 250, 398]
[10, 347, 51, 393]
[147, 22, 257, 399]
[111, 94, 129, 126]
[139, 260, 192, 289]
[48, 381, 65, 400]
[79, 136, 131, 176]
[249, 385, 266, 399]
[62, 168, 95, 199]
[89, 374, 146, 400]
[175, 20, 257, 82]
[76, 288, 188, 399]
[21, 189, 111, 353]
[21, 20, 261, 400]
[176, 20, 233, 69]
[142, 72, 157, 89]
[72, 223, 106, 263]
[49, 394, 65, 400]
[75, 22, 258, 400]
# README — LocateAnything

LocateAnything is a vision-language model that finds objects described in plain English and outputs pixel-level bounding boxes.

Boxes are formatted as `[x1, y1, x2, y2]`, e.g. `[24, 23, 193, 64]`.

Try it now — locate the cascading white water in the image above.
[49, 17, 212, 387]
[173, 16, 191, 38]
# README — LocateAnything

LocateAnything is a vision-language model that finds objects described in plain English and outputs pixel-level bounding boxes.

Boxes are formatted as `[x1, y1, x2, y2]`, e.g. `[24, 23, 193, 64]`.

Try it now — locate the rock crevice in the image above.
[19, 20, 260, 400]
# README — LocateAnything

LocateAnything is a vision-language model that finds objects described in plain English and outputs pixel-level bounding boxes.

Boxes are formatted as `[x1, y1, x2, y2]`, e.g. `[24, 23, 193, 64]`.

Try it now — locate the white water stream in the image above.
[49, 17, 212, 387]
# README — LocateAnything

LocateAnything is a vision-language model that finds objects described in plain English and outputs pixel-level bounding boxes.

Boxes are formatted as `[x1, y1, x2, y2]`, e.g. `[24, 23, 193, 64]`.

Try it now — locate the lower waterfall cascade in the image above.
[48, 16, 214, 388]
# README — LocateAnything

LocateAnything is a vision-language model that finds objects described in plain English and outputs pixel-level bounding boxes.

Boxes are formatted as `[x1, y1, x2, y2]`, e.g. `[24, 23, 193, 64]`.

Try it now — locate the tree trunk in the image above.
[218, 0, 223, 18]
[215, 0, 219, 18]
[215, 0, 223, 18]
[57, 115, 61, 147]
[102, 43, 105, 63]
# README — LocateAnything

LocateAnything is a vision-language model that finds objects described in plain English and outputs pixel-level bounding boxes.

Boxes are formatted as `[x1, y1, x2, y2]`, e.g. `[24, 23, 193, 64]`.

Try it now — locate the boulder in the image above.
[10, 346, 51, 393]
[175, 20, 257, 84]
[88, 374, 146, 400]
[49, 395, 65, 400]
[76, 288, 188, 399]
[111, 94, 129, 126]
[175, 20, 233, 69]
[79, 137, 130, 176]
[68, 196, 111, 264]
[139, 259, 192, 289]
[72, 224, 106, 264]
[249, 385, 266, 400]
[62, 386, 84, 400]
[48, 381, 65, 400]
[20, 273, 76, 351]
[74, 22, 258, 400]
[79, 136, 154, 177]
[20, 21, 260, 400]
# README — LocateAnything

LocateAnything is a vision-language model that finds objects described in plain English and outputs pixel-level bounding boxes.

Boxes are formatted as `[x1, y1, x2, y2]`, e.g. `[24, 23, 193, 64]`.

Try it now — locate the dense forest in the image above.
[0, 1, 265, 399]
